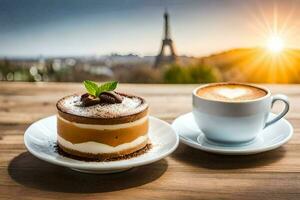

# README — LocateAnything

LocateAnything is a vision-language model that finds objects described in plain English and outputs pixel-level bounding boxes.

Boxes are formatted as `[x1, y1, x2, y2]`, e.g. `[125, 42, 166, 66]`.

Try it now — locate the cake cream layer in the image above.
[57, 134, 148, 154]
[57, 115, 149, 146]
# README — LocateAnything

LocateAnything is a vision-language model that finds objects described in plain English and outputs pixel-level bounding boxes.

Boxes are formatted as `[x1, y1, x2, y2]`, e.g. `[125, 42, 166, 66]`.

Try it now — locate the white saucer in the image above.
[24, 115, 179, 174]
[172, 112, 293, 155]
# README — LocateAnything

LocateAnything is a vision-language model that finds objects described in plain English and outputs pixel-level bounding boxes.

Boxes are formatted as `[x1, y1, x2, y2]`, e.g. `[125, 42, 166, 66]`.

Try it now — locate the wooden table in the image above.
[1, 83, 300, 200]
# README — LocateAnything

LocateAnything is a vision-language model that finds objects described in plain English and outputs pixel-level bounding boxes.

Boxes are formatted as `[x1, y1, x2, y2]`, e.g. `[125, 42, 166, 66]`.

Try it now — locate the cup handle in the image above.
[264, 94, 289, 129]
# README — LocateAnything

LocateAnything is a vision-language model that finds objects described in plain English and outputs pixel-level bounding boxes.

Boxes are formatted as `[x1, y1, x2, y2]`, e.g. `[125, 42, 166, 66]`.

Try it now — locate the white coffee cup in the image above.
[192, 83, 289, 144]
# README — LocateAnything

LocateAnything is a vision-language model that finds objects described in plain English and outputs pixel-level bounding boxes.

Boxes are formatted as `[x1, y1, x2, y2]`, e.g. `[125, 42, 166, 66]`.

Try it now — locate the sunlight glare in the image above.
[267, 35, 284, 53]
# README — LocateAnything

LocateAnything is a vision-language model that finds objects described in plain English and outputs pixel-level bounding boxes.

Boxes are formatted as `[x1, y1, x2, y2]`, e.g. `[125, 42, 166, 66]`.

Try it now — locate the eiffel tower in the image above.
[154, 10, 177, 68]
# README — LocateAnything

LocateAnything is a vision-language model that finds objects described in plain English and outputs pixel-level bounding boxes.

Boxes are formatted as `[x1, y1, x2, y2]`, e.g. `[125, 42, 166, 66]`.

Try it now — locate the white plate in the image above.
[172, 112, 293, 155]
[24, 115, 179, 173]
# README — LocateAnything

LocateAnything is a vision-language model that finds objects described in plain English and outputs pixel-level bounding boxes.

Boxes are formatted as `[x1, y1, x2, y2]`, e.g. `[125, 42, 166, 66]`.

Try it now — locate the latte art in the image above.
[197, 83, 267, 102]
[216, 88, 247, 99]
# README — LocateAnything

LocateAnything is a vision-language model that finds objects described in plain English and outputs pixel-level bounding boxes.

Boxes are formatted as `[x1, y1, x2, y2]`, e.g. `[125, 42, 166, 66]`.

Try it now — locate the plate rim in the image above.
[172, 112, 293, 155]
[24, 115, 179, 170]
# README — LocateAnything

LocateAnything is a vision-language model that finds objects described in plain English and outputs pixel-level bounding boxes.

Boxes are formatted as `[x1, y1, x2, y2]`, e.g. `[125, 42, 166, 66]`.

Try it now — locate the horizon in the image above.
[2, 46, 300, 60]
[1, 0, 300, 57]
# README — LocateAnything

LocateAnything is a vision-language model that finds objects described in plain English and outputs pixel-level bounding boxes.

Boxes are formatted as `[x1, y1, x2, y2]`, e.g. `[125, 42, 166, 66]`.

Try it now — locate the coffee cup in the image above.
[192, 82, 289, 144]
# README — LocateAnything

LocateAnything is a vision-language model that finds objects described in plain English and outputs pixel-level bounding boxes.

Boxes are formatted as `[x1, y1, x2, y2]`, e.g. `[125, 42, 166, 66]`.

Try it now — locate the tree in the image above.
[163, 63, 221, 83]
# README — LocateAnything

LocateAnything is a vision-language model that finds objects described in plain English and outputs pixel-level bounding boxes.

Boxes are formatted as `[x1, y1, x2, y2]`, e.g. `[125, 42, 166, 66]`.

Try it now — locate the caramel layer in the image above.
[57, 116, 149, 146]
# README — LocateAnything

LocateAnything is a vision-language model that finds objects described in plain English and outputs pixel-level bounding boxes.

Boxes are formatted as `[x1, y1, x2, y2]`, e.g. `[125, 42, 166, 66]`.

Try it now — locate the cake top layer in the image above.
[57, 93, 148, 119]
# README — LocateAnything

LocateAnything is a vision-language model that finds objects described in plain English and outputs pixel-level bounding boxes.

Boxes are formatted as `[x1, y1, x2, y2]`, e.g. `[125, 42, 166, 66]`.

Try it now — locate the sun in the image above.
[266, 35, 284, 53]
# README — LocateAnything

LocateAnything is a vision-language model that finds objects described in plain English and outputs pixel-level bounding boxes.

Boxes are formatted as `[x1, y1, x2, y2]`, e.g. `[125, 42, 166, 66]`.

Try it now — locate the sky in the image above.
[0, 0, 300, 57]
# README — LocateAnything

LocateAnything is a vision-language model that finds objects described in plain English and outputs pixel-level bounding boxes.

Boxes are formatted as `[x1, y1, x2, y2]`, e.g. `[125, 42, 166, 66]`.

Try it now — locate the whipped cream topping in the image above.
[58, 94, 147, 118]
[57, 134, 148, 154]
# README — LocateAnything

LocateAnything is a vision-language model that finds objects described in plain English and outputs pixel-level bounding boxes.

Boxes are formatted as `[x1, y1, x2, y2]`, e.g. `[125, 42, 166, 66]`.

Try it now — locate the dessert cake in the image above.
[56, 81, 149, 159]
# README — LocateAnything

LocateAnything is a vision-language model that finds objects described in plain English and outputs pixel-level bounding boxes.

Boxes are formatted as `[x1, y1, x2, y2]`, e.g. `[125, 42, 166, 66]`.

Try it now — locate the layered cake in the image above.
[56, 81, 149, 159]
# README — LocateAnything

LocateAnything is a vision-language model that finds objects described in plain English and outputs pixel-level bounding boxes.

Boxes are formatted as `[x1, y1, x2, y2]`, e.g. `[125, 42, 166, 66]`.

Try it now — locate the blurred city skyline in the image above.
[1, 0, 300, 57]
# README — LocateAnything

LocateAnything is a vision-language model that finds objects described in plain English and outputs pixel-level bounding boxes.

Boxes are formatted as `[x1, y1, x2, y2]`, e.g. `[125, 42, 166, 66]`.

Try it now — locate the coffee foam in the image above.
[197, 84, 267, 102]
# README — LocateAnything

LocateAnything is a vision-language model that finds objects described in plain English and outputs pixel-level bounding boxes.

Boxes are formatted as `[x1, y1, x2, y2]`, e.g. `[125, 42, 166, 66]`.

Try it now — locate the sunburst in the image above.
[266, 35, 284, 53]
[231, 3, 300, 83]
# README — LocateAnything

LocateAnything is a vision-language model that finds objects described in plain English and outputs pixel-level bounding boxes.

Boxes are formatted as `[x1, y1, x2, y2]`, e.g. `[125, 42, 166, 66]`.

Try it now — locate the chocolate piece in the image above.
[80, 93, 101, 107]
[100, 91, 123, 104]
[80, 93, 89, 100]
[79, 92, 123, 107]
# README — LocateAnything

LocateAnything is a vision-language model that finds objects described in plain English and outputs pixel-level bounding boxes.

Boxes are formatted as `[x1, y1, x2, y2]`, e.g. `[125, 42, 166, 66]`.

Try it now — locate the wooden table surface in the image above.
[1, 82, 300, 200]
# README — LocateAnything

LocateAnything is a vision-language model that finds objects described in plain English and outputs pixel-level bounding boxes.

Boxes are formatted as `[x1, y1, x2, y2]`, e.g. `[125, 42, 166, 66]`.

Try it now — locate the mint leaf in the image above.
[97, 81, 118, 96]
[83, 80, 99, 96]
[83, 80, 118, 97]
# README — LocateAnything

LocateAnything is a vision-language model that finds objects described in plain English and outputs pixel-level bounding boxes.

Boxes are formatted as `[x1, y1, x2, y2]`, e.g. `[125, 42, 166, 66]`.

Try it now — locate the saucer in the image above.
[172, 112, 293, 155]
[24, 115, 179, 174]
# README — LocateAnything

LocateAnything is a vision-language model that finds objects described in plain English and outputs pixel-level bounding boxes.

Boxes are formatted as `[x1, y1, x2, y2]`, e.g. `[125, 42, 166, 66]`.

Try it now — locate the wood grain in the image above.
[0, 82, 300, 200]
